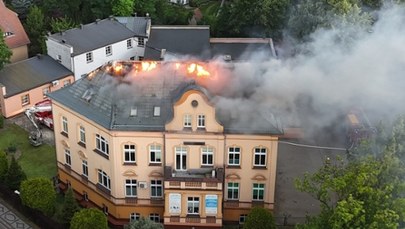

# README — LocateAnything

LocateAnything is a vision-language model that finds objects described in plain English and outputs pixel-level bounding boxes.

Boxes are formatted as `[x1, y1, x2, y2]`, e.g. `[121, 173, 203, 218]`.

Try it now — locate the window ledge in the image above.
[149, 163, 162, 166]
[77, 141, 86, 148]
[186, 214, 200, 218]
[227, 165, 241, 169]
[201, 165, 214, 168]
[252, 166, 267, 170]
[60, 132, 68, 138]
[93, 149, 109, 160]
[123, 162, 137, 166]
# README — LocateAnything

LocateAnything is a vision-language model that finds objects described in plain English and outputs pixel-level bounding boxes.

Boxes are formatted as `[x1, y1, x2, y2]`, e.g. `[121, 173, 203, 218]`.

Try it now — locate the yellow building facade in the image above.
[49, 61, 281, 228]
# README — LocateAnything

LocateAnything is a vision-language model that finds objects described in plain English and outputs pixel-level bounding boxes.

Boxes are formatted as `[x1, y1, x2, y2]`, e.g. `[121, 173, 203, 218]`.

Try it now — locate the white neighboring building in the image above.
[169, 0, 188, 5]
[46, 17, 151, 80]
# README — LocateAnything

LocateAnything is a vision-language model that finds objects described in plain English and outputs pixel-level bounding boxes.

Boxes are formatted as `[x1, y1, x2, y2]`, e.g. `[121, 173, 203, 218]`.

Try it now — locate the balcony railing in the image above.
[164, 166, 224, 183]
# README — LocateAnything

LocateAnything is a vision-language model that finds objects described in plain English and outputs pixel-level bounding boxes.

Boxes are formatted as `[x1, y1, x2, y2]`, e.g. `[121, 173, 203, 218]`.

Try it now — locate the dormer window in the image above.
[130, 107, 137, 117]
[153, 106, 160, 117]
[183, 114, 191, 127]
[197, 115, 205, 128]
[3, 32, 13, 37]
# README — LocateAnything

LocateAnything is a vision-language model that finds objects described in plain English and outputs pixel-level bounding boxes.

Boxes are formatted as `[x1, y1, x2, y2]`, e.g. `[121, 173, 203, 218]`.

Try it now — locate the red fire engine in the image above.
[24, 99, 53, 146]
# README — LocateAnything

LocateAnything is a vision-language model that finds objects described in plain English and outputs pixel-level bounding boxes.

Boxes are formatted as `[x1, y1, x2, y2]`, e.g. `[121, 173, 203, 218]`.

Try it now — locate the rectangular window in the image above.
[254, 147, 267, 167]
[21, 94, 29, 106]
[228, 147, 241, 166]
[96, 134, 109, 156]
[86, 52, 93, 63]
[42, 87, 50, 98]
[151, 180, 163, 198]
[153, 106, 160, 116]
[103, 204, 109, 215]
[201, 146, 213, 166]
[82, 160, 88, 177]
[187, 197, 199, 215]
[127, 39, 133, 49]
[138, 37, 145, 46]
[197, 115, 205, 128]
[105, 45, 112, 56]
[149, 144, 162, 163]
[183, 114, 191, 127]
[62, 116, 68, 133]
[130, 107, 137, 116]
[175, 146, 187, 171]
[227, 182, 239, 200]
[124, 144, 136, 163]
[56, 54, 62, 63]
[79, 126, 86, 144]
[239, 214, 247, 224]
[63, 79, 70, 87]
[149, 213, 160, 223]
[125, 179, 137, 197]
[65, 149, 71, 166]
[252, 183, 265, 201]
[98, 170, 111, 190]
[130, 213, 140, 222]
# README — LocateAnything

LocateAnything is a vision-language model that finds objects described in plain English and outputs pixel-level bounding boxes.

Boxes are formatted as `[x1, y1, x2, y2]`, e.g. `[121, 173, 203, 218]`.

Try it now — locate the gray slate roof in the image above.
[48, 18, 136, 56]
[145, 26, 211, 60]
[115, 16, 150, 37]
[48, 61, 282, 135]
[0, 55, 73, 98]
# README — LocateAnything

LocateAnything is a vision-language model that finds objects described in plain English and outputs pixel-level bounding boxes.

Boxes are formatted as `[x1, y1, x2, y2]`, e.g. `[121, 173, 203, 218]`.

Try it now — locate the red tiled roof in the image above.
[0, 1, 30, 49]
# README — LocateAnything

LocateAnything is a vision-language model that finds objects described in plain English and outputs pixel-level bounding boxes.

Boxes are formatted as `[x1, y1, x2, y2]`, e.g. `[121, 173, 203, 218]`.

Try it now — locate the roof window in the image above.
[130, 107, 137, 117]
[153, 106, 160, 117]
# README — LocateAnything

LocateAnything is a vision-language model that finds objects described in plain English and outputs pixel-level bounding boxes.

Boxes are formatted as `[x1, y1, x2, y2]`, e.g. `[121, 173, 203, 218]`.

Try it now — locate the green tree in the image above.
[112, 0, 134, 16]
[25, 6, 46, 56]
[70, 208, 108, 229]
[0, 151, 8, 182]
[295, 148, 405, 228]
[0, 28, 12, 70]
[59, 187, 80, 225]
[243, 207, 276, 229]
[4, 155, 26, 190]
[126, 217, 163, 229]
[20, 177, 56, 216]
[50, 17, 77, 33]
[134, 0, 156, 17]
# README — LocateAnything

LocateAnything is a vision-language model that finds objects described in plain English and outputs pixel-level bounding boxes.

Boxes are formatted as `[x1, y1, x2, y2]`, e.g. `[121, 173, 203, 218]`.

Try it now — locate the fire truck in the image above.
[24, 99, 53, 146]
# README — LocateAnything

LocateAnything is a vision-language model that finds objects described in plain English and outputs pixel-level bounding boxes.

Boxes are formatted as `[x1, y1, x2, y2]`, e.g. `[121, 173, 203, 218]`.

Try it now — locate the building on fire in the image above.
[48, 60, 282, 228]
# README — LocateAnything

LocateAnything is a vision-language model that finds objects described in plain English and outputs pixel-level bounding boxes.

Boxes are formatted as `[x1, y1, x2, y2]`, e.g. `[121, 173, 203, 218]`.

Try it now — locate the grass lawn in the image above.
[0, 123, 57, 179]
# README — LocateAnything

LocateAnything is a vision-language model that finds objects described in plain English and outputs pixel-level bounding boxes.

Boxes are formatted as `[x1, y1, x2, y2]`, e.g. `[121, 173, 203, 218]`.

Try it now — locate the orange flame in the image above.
[141, 61, 158, 71]
[186, 63, 210, 77]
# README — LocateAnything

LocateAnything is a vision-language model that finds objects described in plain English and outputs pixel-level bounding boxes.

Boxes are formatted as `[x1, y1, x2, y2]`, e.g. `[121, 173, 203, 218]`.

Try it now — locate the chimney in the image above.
[160, 49, 166, 60]
[0, 85, 6, 96]
[133, 12, 137, 17]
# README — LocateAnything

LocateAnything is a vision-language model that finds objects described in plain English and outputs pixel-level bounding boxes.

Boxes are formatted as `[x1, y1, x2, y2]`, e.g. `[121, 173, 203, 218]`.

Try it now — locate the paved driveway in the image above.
[0, 199, 37, 229]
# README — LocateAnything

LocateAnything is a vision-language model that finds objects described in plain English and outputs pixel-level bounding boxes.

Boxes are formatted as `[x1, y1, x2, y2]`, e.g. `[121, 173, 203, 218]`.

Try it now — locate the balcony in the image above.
[164, 166, 224, 183]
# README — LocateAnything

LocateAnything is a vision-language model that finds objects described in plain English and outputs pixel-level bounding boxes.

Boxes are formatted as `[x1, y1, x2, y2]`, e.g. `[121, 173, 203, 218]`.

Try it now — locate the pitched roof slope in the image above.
[48, 61, 282, 135]
[0, 55, 73, 98]
[0, 1, 30, 49]
[47, 17, 136, 56]
[115, 16, 150, 37]
[145, 26, 211, 60]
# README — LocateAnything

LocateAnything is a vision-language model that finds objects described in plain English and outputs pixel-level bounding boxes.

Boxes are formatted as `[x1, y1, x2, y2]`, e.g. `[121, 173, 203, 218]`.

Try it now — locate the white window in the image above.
[63, 79, 70, 87]
[149, 144, 162, 163]
[127, 39, 132, 49]
[130, 107, 137, 116]
[175, 146, 187, 171]
[151, 180, 163, 198]
[125, 179, 137, 197]
[105, 45, 112, 56]
[56, 54, 62, 63]
[124, 144, 136, 163]
[197, 115, 205, 128]
[79, 126, 86, 144]
[153, 106, 160, 116]
[149, 213, 160, 222]
[252, 183, 265, 201]
[228, 147, 241, 166]
[42, 87, 50, 98]
[82, 160, 88, 177]
[130, 213, 140, 222]
[98, 170, 111, 190]
[21, 94, 29, 106]
[254, 147, 267, 167]
[96, 134, 109, 156]
[201, 146, 213, 166]
[86, 52, 93, 63]
[187, 197, 199, 214]
[138, 37, 144, 46]
[103, 204, 109, 215]
[62, 116, 68, 133]
[183, 114, 191, 127]
[239, 214, 247, 224]
[227, 182, 239, 200]
[65, 148, 71, 166]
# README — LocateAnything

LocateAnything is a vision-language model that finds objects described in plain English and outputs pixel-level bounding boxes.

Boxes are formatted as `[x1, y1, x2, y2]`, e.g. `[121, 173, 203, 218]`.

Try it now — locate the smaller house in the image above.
[0, 0, 30, 63]
[169, 0, 189, 5]
[0, 54, 73, 118]
[46, 16, 150, 80]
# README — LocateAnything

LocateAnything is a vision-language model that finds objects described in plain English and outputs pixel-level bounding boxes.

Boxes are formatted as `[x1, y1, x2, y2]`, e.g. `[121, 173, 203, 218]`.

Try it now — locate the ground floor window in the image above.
[187, 197, 200, 215]
[149, 213, 160, 222]
[130, 213, 140, 222]
[239, 214, 247, 224]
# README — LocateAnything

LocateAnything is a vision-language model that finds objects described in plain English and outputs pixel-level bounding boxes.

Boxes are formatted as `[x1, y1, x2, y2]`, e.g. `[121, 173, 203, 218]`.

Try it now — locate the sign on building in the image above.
[169, 193, 181, 214]
[205, 194, 218, 214]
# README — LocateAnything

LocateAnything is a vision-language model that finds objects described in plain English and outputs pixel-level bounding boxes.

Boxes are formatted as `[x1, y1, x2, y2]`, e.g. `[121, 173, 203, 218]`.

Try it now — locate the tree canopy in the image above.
[20, 177, 56, 216]
[4, 155, 26, 190]
[0, 28, 12, 70]
[24, 6, 46, 56]
[126, 217, 163, 229]
[59, 187, 80, 225]
[244, 207, 276, 229]
[70, 208, 108, 229]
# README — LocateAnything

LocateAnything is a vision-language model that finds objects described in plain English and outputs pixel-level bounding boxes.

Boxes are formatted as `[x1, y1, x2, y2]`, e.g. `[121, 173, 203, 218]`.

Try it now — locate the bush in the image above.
[0, 151, 8, 182]
[244, 207, 276, 229]
[20, 177, 56, 216]
[4, 155, 26, 190]
[0, 115, 4, 128]
[70, 208, 108, 229]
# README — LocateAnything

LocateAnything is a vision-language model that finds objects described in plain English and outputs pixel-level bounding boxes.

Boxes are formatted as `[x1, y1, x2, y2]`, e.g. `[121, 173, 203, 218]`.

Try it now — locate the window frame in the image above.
[175, 146, 187, 171]
[62, 116, 68, 133]
[149, 213, 160, 223]
[127, 39, 133, 49]
[149, 144, 162, 164]
[228, 147, 241, 166]
[252, 183, 265, 201]
[183, 114, 192, 128]
[105, 45, 112, 56]
[95, 134, 109, 156]
[79, 126, 86, 144]
[98, 170, 111, 190]
[138, 37, 145, 46]
[85, 52, 93, 63]
[82, 160, 88, 177]
[187, 197, 200, 215]
[124, 144, 136, 163]
[150, 180, 163, 198]
[201, 146, 214, 166]
[197, 114, 205, 128]
[42, 87, 50, 98]
[227, 182, 239, 200]
[253, 147, 267, 167]
[125, 179, 137, 197]
[64, 148, 71, 166]
[130, 213, 140, 222]
[21, 94, 30, 106]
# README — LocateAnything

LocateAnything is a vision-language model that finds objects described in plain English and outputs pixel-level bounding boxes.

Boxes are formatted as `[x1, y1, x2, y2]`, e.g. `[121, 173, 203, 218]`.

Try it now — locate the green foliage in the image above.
[0, 28, 12, 70]
[25, 6, 46, 56]
[243, 207, 276, 229]
[70, 208, 108, 229]
[0, 115, 4, 129]
[295, 126, 405, 229]
[5, 155, 26, 190]
[59, 187, 80, 225]
[112, 0, 134, 16]
[50, 17, 77, 33]
[0, 151, 8, 182]
[134, 0, 192, 25]
[126, 217, 163, 229]
[20, 177, 56, 216]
